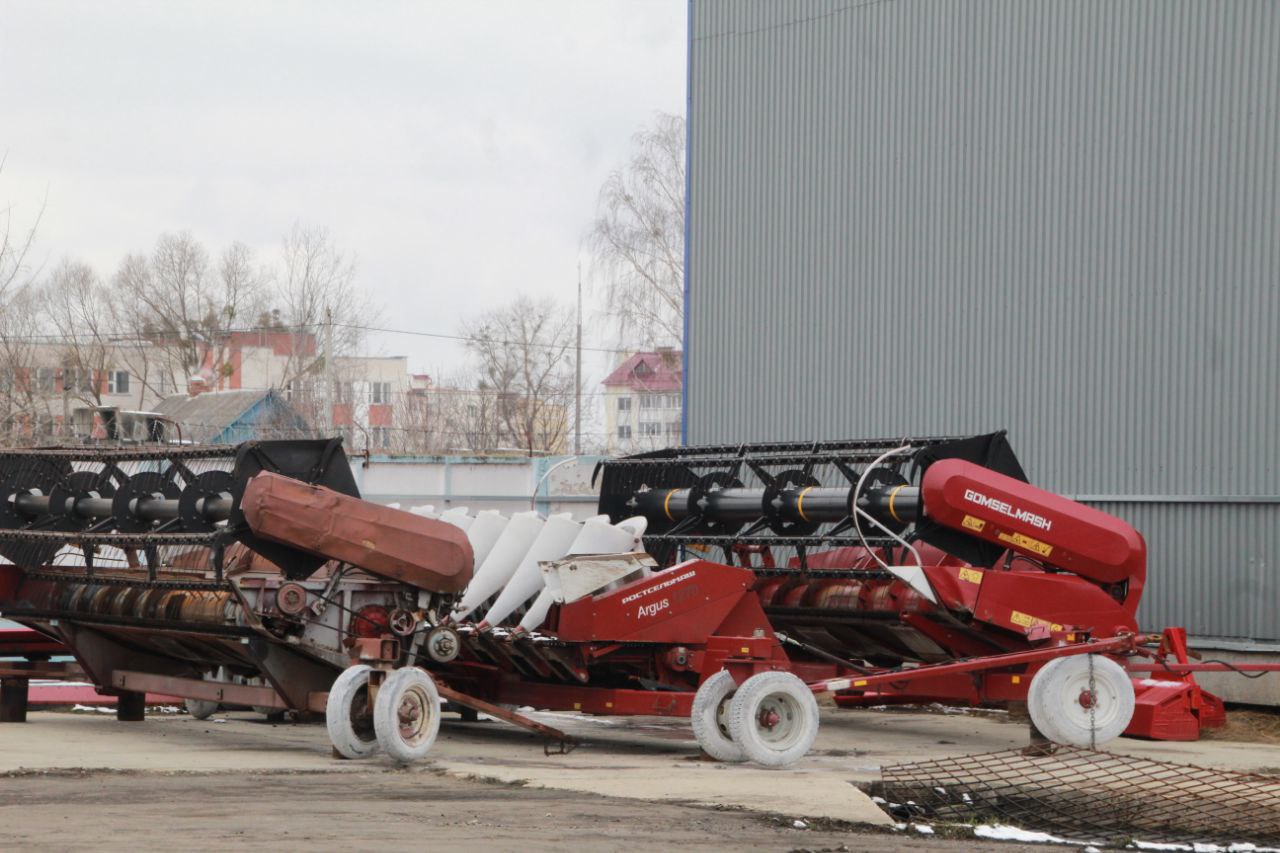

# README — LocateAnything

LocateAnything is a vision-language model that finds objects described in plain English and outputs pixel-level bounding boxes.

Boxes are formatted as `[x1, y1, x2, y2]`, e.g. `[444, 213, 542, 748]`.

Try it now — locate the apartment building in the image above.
[602, 349, 682, 455]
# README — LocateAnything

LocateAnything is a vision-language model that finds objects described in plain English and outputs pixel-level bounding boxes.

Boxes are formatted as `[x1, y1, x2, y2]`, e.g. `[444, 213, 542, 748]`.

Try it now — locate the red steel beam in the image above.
[111, 670, 289, 710]
[0, 627, 65, 656]
[812, 635, 1137, 695]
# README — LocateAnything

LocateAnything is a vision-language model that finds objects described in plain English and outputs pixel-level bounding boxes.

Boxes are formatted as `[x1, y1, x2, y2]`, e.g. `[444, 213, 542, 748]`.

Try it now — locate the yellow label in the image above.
[958, 567, 984, 585]
[740, 646, 750, 654]
[1011, 675, 1021, 684]
[854, 680, 867, 687]
[997, 530, 1054, 557]
[1009, 610, 1063, 632]
[961, 514, 986, 532]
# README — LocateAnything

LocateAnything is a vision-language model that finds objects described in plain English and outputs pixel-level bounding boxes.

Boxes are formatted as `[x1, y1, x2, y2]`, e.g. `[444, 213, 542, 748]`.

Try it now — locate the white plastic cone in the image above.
[465, 510, 508, 569]
[480, 513, 585, 629]
[568, 515, 647, 556]
[438, 506, 474, 531]
[451, 511, 545, 622]
[515, 516, 649, 634]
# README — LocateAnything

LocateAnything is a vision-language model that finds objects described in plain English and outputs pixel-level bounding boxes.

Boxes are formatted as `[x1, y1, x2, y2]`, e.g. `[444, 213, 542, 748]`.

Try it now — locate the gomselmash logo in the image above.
[962, 489, 1053, 532]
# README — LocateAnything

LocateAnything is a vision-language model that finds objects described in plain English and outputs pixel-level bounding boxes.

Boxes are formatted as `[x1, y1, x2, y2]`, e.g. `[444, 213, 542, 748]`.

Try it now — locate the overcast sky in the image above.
[0, 0, 686, 382]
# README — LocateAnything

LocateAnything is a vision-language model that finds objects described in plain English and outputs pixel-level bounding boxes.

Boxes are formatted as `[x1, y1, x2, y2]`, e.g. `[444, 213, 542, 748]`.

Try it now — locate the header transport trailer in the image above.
[0, 433, 1275, 766]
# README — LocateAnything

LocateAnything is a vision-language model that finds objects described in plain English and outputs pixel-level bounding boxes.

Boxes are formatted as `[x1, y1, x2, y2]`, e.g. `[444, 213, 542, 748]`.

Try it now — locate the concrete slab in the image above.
[3, 705, 1279, 830]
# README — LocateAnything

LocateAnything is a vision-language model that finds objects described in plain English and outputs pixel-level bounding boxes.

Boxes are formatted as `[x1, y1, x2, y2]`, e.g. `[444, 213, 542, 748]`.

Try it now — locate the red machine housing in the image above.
[922, 458, 1145, 608]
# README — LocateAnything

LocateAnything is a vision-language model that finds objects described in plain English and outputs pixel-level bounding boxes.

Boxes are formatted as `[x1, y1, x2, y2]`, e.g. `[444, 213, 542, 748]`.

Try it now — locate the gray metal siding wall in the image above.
[688, 0, 1279, 642]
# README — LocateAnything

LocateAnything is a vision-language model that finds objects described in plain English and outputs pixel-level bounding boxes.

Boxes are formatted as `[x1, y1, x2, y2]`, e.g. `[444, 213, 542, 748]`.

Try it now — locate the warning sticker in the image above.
[997, 530, 1054, 557]
[1009, 610, 1063, 632]
[958, 567, 984, 585]
[961, 514, 986, 532]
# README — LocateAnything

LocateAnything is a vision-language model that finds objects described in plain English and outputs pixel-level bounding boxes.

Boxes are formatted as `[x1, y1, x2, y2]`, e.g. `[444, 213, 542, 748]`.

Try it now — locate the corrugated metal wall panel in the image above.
[688, 0, 1279, 641]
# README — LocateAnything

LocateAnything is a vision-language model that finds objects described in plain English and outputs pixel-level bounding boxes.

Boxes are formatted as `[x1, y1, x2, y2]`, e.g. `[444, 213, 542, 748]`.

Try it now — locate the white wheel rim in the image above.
[395, 684, 434, 747]
[1057, 669, 1122, 735]
[752, 691, 805, 751]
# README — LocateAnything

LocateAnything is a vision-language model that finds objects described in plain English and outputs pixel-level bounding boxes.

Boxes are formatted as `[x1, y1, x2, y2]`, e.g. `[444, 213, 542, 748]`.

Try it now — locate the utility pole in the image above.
[574, 262, 582, 456]
[323, 306, 335, 438]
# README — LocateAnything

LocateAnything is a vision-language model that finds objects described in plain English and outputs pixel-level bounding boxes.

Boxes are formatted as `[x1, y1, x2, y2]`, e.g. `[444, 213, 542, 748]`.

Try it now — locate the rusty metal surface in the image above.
[111, 670, 288, 710]
[241, 472, 473, 593]
[881, 746, 1280, 845]
[435, 682, 574, 748]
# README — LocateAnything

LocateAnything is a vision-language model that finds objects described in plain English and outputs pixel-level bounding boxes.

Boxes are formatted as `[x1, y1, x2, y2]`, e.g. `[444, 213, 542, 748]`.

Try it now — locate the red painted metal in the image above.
[555, 560, 767, 645]
[0, 626, 66, 657]
[494, 678, 695, 717]
[922, 459, 1146, 607]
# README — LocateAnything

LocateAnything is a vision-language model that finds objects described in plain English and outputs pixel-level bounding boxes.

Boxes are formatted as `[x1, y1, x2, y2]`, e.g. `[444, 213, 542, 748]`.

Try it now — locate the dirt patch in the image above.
[1201, 708, 1280, 745]
[0, 768, 1051, 852]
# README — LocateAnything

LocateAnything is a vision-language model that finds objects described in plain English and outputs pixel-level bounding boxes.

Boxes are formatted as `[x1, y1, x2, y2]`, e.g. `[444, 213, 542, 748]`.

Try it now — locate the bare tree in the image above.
[44, 259, 114, 410]
[113, 233, 268, 402]
[459, 296, 577, 455]
[0, 156, 45, 302]
[588, 112, 685, 348]
[427, 379, 506, 453]
[0, 283, 54, 443]
[274, 224, 371, 386]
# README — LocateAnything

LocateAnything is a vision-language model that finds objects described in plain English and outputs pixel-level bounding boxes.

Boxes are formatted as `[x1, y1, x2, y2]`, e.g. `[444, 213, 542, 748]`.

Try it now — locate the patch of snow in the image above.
[871, 796, 886, 804]
[72, 704, 114, 713]
[913, 824, 934, 835]
[974, 824, 1083, 845]
[791, 820, 807, 829]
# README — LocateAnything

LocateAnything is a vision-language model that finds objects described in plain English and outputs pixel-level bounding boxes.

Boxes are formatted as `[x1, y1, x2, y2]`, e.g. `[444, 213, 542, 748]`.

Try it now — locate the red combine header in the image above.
[0, 433, 1273, 764]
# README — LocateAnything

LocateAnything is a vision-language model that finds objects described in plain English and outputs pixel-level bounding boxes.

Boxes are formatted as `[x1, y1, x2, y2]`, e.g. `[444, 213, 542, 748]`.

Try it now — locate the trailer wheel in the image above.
[326, 664, 379, 759]
[727, 671, 820, 768]
[690, 670, 745, 762]
[374, 667, 441, 764]
[185, 666, 225, 720]
[1028, 654, 1135, 748]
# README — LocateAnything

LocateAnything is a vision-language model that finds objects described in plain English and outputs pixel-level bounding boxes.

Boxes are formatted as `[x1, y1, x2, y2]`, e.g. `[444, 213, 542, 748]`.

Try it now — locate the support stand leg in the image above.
[0, 678, 29, 723]
[116, 691, 146, 722]
[1024, 719, 1057, 755]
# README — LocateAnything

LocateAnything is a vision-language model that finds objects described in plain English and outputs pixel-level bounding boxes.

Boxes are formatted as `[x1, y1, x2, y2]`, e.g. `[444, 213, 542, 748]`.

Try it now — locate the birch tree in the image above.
[588, 112, 685, 348]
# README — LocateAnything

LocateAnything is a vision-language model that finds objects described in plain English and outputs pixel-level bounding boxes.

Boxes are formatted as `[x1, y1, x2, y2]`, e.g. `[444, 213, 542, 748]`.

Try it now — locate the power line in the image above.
[0, 320, 667, 357]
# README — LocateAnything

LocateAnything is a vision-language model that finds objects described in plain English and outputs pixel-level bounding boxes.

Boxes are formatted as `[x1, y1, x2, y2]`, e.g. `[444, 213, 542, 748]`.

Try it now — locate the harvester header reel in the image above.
[0, 439, 358, 579]
[594, 431, 1027, 569]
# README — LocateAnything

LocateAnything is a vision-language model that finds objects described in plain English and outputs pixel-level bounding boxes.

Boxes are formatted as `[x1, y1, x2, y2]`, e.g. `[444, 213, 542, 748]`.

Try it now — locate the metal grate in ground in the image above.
[880, 746, 1280, 846]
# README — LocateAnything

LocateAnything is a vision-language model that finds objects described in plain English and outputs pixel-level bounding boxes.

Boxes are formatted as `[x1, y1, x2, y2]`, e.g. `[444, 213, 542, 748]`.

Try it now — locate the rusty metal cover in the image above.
[240, 472, 473, 592]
